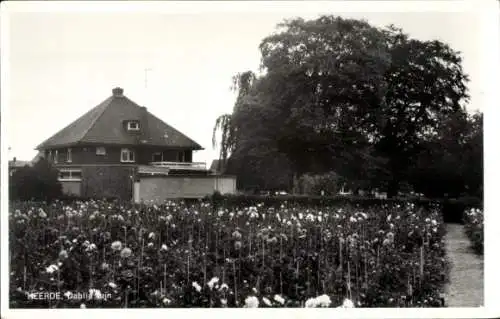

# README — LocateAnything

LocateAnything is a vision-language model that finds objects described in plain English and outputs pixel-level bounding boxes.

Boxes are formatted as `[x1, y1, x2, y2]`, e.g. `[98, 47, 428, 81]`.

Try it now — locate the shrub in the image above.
[463, 208, 483, 255]
[9, 158, 62, 202]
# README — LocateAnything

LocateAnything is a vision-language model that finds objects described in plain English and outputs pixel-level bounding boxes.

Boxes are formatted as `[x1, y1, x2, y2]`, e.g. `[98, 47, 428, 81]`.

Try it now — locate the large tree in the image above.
[214, 16, 470, 196]
[408, 110, 482, 198]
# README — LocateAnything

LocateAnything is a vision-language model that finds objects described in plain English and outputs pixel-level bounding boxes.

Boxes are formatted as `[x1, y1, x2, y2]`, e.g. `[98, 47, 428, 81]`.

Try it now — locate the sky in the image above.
[2, 1, 491, 165]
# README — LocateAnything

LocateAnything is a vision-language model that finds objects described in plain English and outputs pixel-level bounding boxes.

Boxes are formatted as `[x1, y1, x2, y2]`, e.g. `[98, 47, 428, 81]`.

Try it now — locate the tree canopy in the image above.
[213, 15, 479, 198]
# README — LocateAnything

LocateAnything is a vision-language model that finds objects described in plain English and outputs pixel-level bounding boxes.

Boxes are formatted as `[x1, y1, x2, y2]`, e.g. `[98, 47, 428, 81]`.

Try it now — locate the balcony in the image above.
[149, 161, 207, 171]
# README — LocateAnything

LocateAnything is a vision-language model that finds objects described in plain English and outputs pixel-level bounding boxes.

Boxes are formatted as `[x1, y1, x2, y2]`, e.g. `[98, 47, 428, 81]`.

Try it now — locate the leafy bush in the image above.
[463, 208, 483, 255]
[10, 199, 449, 308]
[9, 158, 62, 202]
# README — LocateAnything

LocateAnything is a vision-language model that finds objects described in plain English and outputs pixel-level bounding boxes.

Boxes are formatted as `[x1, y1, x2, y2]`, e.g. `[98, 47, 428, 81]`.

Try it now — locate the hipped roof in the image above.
[36, 88, 203, 150]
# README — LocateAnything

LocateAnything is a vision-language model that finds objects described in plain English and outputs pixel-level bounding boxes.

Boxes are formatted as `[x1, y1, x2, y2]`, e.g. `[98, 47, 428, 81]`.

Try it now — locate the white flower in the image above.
[108, 282, 117, 289]
[298, 213, 304, 220]
[316, 294, 331, 307]
[262, 297, 272, 306]
[38, 209, 47, 218]
[147, 242, 154, 248]
[387, 214, 392, 222]
[431, 219, 437, 226]
[219, 283, 229, 291]
[160, 244, 168, 251]
[192, 281, 202, 292]
[218, 210, 224, 217]
[349, 216, 357, 223]
[207, 277, 219, 290]
[425, 218, 431, 223]
[274, 294, 285, 305]
[342, 298, 355, 308]
[220, 298, 227, 306]
[111, 241, 123, 251]
[148, 232, 156, 240]
[318, 215, 323, 222]
[163, 297, 171, 305]
[245, 296, 259, 308]
[305, 297, 318, 308]
[64, 291, 72, 298]
[46, 264, 58, 274]
[80, 303, 86, 308]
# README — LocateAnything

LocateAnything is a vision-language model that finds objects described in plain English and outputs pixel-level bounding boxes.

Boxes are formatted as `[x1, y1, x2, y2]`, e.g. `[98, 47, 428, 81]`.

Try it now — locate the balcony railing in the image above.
[149, 161, 207, 171]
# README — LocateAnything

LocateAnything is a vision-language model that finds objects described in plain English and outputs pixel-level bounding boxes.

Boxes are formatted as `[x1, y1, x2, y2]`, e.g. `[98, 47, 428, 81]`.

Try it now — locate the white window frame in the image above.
[121, 148, 135, 163]
[54, 150, 58, 164]
[127, 121, 140, 131]
[58, 169, 82, 182]
[67, 148, 72, 163]
[96, 147, 106, 155]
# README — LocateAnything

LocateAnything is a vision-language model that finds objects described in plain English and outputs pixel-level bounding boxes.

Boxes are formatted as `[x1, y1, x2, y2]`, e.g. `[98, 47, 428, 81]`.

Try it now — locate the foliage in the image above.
[9, 158, 62, 202]
[408, 111, 483, 199]
[10, 199, 449, 308]
[213, 15, 472, 197]
[463, 208, 483, 255]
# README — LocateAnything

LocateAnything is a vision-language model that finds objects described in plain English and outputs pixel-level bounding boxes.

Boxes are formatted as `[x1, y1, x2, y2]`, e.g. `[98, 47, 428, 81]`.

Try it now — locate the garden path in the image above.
[444, 223, 484, 307]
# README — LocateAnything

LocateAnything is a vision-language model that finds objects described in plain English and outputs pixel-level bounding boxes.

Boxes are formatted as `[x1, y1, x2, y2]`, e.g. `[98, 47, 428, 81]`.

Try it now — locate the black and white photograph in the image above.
[1, 1, 498, 317]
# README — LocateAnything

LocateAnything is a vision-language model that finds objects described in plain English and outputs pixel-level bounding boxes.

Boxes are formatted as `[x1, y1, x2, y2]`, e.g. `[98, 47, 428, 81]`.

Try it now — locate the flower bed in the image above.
[9, 199, 449, 308]
[463, 208, 483, 255]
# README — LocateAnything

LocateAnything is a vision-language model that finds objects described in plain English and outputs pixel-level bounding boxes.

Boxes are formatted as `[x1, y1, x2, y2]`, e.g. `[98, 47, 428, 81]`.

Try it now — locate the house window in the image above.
[152, 152, 162, 162]
[54, 150, 58, 164]
[67, 148, 72, 163]
[127, 121, 140, 131]
[58, 169, 82, 181]
[96, 147, 106, 155]
[121, 148, 135, 163]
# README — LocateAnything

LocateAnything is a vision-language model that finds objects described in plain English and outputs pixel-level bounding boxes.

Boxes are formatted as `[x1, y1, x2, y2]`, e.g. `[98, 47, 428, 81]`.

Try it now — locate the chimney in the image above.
[139, 106, 150, 144]
[112, 87, 124, 97]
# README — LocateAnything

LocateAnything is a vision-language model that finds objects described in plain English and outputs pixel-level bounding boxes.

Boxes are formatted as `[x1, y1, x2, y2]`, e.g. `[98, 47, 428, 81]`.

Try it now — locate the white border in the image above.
[1, 1, 499, 318]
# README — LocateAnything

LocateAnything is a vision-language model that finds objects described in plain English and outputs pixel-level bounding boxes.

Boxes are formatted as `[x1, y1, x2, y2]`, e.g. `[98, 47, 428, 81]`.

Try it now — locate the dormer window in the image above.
[127, 121, 140, 131]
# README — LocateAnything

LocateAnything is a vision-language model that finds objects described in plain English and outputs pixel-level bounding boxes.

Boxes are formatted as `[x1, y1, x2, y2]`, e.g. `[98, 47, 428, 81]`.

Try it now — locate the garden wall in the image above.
[137, 175, 236, 202]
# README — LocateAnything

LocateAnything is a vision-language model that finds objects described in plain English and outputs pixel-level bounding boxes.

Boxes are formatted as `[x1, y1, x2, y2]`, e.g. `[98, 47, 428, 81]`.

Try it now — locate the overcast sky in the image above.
[2, 1, 492, 164]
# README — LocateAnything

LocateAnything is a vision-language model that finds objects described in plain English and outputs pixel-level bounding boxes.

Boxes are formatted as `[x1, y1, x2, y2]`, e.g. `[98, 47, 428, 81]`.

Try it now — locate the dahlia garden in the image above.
[9, 199, 449, 308]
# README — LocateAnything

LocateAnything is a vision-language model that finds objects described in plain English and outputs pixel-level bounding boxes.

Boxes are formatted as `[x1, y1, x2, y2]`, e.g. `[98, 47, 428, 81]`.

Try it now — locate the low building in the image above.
[35, 87, 236, 201]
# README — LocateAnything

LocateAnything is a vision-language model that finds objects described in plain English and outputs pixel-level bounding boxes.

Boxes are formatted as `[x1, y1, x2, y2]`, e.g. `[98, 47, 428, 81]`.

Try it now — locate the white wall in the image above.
[138, 175, 236, 203]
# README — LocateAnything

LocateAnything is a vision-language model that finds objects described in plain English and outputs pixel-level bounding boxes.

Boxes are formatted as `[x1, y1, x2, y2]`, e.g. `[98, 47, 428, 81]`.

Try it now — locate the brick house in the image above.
[36, 87, 235, 200]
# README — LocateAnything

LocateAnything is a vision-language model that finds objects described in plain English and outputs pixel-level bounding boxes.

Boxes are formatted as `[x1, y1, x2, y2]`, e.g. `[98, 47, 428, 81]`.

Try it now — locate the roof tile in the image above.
[36, 89, 203, 150]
